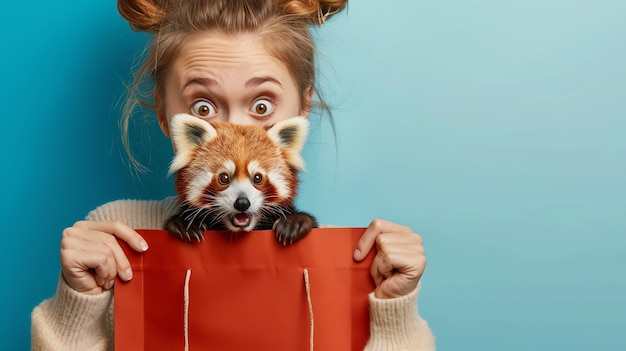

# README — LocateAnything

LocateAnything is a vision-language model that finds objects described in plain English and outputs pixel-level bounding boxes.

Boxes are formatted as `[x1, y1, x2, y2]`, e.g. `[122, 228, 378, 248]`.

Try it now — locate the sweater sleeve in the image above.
[364, 285, 436, 351]
[85, 197, 180, 229]
[31, 275, 114, 351]
[31, 198, 178, 350]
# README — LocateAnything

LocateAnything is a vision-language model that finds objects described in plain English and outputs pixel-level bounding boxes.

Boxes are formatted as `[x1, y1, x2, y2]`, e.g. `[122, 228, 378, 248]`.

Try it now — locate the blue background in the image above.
[1, 0, 624, 350]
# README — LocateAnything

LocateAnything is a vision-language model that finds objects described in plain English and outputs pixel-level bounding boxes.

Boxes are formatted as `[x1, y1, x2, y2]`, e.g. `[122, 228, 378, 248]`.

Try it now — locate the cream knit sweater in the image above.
[31, 197, 435, 350]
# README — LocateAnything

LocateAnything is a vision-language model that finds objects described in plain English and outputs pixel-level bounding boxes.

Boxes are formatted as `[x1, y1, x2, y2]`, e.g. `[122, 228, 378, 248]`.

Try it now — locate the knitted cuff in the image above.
[31, 274, 113, 349]
[365, 284, 435, 350]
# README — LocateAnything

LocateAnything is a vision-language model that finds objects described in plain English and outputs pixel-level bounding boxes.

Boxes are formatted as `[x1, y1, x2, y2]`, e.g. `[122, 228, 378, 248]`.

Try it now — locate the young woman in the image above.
[31, 1, 435, 350]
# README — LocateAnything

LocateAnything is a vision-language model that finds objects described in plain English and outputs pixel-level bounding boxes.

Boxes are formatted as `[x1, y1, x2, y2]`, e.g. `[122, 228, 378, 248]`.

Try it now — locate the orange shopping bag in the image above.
[115, 228, 376, 350]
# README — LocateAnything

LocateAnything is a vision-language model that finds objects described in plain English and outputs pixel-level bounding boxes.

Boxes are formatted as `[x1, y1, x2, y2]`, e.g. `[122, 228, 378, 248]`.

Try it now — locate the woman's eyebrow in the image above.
[245, 76, 283, 88]
[182, 77, 218, 90]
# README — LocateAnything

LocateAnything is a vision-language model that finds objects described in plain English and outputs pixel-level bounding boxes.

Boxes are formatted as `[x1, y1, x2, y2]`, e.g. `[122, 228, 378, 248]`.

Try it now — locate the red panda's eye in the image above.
[253, 173, 263, 185]
[218, 173, 230, 185]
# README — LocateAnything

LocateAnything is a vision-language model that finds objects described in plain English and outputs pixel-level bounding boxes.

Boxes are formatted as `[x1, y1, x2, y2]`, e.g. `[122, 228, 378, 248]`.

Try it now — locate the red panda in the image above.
[164, 113, 317, 245]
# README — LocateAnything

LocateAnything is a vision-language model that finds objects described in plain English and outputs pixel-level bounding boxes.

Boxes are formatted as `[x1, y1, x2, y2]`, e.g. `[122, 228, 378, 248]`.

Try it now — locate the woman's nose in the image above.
[224, 112, 252, 125]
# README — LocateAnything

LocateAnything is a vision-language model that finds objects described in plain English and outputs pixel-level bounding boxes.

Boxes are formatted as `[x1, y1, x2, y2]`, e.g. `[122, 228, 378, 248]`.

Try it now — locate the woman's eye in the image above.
[191, 100, 217, 118]
[250, 99, 274, 117]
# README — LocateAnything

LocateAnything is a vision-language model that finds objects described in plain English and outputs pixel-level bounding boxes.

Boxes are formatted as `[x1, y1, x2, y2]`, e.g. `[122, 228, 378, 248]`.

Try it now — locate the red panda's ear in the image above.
[267, 116, 309, 170]
[168, 113, 217, 174]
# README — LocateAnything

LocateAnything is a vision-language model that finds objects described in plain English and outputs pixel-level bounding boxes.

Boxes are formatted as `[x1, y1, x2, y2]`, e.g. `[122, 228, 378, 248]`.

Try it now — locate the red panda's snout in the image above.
[231, 195, 252, 228]
[214, 178, 264, 232]
[180, 156, 295, 233]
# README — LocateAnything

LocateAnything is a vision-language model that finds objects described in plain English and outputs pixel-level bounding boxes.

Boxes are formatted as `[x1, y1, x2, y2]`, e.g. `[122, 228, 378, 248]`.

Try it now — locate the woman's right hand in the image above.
[60, 220, 149, 295]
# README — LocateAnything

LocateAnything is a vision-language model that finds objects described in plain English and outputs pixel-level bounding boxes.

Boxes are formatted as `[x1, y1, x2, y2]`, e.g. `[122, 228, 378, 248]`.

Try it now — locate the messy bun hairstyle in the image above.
[119, 0, 346, 32]
[118, 0, 347, 171]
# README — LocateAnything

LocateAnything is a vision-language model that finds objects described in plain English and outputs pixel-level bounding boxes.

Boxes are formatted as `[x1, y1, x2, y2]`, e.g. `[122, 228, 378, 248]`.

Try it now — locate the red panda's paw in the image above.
[165, 214, 205, 242]
[273, 212, 318, 246]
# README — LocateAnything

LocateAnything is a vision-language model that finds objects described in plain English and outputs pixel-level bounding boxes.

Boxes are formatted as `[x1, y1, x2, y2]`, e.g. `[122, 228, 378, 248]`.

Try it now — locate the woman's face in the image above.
[160, 31, 309, 136]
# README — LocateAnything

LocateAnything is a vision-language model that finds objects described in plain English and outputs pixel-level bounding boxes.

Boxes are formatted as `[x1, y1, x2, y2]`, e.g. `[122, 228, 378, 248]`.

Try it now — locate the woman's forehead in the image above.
[171, 32, 293, 88]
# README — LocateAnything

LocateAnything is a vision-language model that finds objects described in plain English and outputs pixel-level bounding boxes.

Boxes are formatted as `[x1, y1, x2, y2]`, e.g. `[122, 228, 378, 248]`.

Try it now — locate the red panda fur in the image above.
[165, 113, 317, 244]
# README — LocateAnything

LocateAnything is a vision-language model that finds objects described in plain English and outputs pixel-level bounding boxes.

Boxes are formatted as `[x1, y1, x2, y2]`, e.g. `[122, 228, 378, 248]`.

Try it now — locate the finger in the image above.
[370, 252, 388, 287]
[375, 234, 426, 275]
[370, 240, 413, 284]
[63, 226, 136, 281]
[89, 252, 116, 290]
[62, 244, 117, 287]
[370, 249, 426, 298]
[370, 232, 427, 297]
[69, 239, 117, 280]
[354, 219, 411, 261]
[74, 220, 149, 252]
[80, 234, 135, 282]
[375, 232, 424, 256]
[101, 234, 134, 281]
[370, 250, 417, 288]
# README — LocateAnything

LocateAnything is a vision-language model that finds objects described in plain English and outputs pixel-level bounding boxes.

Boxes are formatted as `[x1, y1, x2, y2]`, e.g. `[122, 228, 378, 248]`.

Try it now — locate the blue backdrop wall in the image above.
[2, 1, 624, 350]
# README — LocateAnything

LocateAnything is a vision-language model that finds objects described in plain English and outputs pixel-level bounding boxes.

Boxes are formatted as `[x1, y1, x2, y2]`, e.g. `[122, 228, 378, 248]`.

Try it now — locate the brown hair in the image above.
[118, 0, 347, 171]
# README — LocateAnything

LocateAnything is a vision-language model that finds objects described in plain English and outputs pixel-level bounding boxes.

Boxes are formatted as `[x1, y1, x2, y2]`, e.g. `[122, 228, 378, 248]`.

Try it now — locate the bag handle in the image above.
[184, 269, 192, 351]
[303, 267, 315, 351]
[181, 267, 316, 351]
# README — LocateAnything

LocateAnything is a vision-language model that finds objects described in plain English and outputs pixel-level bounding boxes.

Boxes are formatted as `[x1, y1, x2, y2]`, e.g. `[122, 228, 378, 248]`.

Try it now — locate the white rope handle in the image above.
[184, 269, 192, 351]
[303, 267, 314, 351]
[184, 268, 313, 351]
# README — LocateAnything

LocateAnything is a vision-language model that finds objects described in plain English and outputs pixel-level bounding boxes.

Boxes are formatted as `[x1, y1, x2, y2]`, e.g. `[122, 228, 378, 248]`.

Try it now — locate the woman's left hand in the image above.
[354, 219, 426, 299]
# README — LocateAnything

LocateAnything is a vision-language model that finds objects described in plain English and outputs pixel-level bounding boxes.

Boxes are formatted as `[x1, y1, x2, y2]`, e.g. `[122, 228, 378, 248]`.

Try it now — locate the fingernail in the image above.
[106, 280, 115, 290]
[139, 240, 149, 251]
[124, 268, 133, 281]
[353, 249, 361, 260]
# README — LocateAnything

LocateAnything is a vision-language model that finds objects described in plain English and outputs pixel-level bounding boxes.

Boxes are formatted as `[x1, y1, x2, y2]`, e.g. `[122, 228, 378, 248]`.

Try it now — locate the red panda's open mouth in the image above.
[232, 213, 251, 228]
